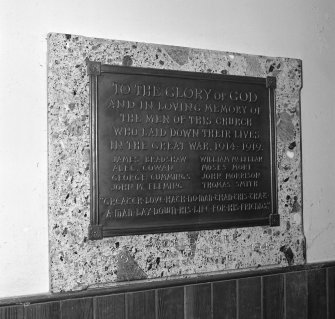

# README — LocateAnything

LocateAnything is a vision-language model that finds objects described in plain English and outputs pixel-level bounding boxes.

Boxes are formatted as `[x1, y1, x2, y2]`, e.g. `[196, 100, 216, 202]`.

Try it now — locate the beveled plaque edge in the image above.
[267, 75, 279, 227]
[88, 61, 100, 238]
[101, 217, 270, 237]
[100, 63, 266, 84]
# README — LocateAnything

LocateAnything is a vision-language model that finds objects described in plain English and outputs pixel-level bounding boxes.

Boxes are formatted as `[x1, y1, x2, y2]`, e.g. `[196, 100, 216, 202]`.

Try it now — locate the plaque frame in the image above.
[87, 60, 279, 240]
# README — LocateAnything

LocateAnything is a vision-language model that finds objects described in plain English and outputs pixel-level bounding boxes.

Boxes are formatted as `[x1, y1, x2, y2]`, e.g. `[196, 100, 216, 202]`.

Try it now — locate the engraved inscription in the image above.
[90, 64, 277, 236]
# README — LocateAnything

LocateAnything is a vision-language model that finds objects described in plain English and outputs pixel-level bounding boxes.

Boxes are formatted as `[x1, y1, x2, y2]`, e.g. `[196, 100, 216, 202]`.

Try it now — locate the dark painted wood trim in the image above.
[307, 268, 327, 319]
[1, 261, 335, 307]
[285, 270, 308, 319]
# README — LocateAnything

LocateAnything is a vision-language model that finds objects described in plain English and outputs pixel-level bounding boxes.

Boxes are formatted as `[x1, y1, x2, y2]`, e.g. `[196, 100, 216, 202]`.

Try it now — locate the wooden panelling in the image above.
[25, 302, 60, 319]
[95, 294, 125, 319]
[157, 287, 184, 319]
[185, 283, 211, 319]
[0, 306, 23, 319]
[328, 266, 335, 319]
[126, 290, 155, 319]
[61, 297, 93, 319]
[238, 276, 262, 319]
[308, 268, 327, 319]
[263, 274, 284, 319]
[285, 271, 307, 319]
[1, 262, 335, 319]
[213, 280, 237, 319]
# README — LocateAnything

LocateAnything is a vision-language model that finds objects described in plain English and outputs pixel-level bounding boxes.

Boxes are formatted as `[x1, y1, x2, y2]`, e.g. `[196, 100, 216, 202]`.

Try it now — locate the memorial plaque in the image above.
[87, 61, 278, 239]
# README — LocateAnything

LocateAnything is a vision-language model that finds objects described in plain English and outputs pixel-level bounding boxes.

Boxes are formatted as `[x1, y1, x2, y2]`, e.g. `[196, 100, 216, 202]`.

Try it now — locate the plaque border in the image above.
[267, 76, 279, 227]
[87, 61, 279, 239]
[88, 61, 101, 238]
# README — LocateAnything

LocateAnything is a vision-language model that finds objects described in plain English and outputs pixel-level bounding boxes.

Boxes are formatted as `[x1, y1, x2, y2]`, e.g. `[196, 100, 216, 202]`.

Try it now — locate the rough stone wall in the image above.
[48, 33, 304, 292]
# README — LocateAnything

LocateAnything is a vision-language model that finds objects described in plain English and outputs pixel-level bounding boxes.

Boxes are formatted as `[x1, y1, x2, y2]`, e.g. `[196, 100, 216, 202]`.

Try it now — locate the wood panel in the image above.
[307, 268, 327, 319]
[238, 276, 262, 319]
[25, 302, 60, 319]
[263, 274, 284, 319]
[95, 294, 125, 319]
[185, 283, 211, 319]
[328, 266, 335, 319]
[61, 297, 93, 319]
[285, 271, 307, 319]
[1, 262, 335, 319]
[0, 305, 23, 319]
[126, 290, 155, 319]
[157, 287, 184, 319]
[213, 279, 237, 319]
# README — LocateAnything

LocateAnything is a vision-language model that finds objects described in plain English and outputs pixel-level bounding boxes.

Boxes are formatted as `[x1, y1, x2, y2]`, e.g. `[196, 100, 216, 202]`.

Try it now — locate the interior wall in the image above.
[0, 0, 334, 298]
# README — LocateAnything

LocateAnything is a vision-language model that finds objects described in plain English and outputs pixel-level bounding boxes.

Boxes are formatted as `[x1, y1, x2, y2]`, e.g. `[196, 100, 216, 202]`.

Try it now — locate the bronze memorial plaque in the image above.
[87, 61, 278, 239]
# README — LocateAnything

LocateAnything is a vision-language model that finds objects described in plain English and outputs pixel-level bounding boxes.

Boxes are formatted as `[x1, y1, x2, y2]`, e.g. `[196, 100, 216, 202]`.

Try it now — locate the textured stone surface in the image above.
[48, 33, 305, 292]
